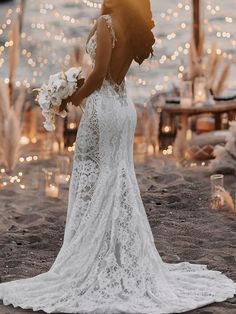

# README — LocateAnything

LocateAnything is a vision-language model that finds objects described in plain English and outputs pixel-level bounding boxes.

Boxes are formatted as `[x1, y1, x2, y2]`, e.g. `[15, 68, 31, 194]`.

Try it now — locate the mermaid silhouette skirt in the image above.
[0, 81, 235, 313]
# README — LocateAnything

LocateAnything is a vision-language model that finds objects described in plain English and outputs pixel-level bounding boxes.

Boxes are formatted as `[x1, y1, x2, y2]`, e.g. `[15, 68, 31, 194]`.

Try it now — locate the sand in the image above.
[0, 155, 235, 314]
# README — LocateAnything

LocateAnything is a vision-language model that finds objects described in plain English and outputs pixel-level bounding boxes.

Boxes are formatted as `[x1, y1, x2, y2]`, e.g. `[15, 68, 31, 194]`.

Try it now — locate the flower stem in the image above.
[79, 104, 85, 114]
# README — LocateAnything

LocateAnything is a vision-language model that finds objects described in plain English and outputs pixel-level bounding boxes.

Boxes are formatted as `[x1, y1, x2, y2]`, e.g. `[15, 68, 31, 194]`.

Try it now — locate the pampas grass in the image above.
[8, 19, 20, 106]
[2, 108, 21, 172]
[213, 62, 231, 96]
[188, 30, 204, 79]
[9, 19, 20, 83]
[0, 8, 26, 173]
[187, 39, 231, 96]
[14, 86, 26, 122]
[0, 81, 25, 173]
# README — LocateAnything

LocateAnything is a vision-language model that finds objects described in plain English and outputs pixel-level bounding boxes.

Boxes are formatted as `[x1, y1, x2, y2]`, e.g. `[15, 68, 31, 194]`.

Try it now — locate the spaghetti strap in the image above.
[101, 14, 117, 48]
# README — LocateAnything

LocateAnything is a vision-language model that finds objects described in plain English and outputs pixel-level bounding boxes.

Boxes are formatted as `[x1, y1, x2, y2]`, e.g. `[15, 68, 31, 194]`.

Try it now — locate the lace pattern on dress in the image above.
[100, 15, 117, 48]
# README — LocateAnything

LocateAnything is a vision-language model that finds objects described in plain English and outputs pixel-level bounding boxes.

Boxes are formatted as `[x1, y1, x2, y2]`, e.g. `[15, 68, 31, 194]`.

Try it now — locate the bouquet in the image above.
[36, 67, 84, 132]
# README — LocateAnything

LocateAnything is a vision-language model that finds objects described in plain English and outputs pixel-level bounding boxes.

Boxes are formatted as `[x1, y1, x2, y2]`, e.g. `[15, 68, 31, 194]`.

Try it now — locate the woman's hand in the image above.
[59, 96, 71, 112]
[59, 78, 85, 112]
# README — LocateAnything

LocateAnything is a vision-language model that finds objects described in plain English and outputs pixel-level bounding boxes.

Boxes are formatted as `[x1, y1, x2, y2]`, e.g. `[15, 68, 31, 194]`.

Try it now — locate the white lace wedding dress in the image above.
[0, 14, 235, 314]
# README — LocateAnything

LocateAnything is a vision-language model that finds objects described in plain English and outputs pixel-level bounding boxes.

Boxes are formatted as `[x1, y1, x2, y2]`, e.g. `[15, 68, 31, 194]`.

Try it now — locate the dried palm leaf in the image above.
[8, 19, 20, 108]
[205, 44, 217, 81]
[208, 54, 223, 88]
[213, 62, 231, 96]
[8, 19, 20, 87]
[14, 86, 26, 123]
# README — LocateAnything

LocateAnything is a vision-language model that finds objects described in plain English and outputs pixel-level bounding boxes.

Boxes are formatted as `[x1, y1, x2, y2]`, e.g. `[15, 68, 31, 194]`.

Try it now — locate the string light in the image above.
[0, 0, 235, 99]
[0, 169, 27, 190]
[82, 0, 102, 9]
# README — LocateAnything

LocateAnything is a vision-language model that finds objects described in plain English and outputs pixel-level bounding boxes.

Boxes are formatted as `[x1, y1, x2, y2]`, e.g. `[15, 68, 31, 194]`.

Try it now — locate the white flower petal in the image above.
[43, 121, 56, 132]
[58, 110, 68, 118]
[65, 67, 82, 82]
[51, 95, 62, 106]
[68, 82, 77, 96]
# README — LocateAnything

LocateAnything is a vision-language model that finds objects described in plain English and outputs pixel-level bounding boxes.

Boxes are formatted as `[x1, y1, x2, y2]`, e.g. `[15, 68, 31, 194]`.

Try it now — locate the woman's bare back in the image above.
[87, 14, 133, 85]
[108, 14, 133, 85]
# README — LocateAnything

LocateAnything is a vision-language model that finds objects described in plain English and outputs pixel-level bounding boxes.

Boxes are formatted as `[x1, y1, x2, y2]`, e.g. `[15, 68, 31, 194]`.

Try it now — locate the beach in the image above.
[0, 156, 235, 314]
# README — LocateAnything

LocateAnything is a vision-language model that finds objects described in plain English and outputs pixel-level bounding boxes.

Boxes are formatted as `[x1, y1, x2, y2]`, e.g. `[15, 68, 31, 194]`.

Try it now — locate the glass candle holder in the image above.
[56, 156, 71, 184]
[44, 168, 60, 198]
[27, 166, 42, 190]
[194, 77, 207, 104]
[210, 174, 224, 210]
[40, 138, 53, 160]
[180, 81, 193, 108]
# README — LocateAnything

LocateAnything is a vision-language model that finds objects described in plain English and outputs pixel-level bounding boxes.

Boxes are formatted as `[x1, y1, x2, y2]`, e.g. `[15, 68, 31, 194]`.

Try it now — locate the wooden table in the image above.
[157, 100, 236, 137]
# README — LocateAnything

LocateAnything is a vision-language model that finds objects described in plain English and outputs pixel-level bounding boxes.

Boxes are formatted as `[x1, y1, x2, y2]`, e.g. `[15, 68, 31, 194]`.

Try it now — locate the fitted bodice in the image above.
[86, 14, 127, 97]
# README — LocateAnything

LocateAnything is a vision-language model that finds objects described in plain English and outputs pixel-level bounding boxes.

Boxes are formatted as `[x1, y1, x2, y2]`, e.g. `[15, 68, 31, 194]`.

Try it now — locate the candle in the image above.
[211, 193, 224, 210]
[46, 184, 59, 198]
[56, 174, 70, 184]
[194, 77, 207, 104]
[68, 122, 77, 130]
[20, 136, 30, 145]
[162, 125, 172, 133]
[44, 167, 60, 198]
[56, 156, 70, 184]
[180, 81, 193, 108]
[52, 141, 59, 153]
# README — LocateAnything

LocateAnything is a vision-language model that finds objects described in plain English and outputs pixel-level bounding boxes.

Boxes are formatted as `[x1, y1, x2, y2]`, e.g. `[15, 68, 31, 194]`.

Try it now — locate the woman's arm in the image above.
[67, 17, 113, 107]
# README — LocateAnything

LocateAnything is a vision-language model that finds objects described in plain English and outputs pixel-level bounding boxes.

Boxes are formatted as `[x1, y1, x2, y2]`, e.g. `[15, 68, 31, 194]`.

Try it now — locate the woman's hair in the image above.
[101, 0, 155, 65]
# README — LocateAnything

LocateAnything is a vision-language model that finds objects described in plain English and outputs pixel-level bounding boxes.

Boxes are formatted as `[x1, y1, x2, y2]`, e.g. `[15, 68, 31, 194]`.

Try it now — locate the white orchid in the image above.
[68, 81, 77, 96]
[36, 67, 83, 132]
[57, 110, 68, 118]
[43, 120, 56, 132]
[37, 94, 51, 111]
[65, 67, 82, 82]
[51, 94, 62, 107]
[54, 80, 70, 99]
[42, 109, 51, 117]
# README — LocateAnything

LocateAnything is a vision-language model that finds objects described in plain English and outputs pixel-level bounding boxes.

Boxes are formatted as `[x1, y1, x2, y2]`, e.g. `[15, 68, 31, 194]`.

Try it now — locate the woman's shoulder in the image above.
[97, 14, 116, 47]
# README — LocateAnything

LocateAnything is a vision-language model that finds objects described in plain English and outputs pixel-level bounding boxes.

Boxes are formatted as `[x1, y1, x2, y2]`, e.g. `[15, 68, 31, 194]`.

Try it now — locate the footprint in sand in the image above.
[154, 173, 184, 185]
[14, 214, 41, 225]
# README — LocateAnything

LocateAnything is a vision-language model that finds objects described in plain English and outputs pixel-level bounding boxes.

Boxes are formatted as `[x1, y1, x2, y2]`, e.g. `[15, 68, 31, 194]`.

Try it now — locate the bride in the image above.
[0, 0, 235, 313]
